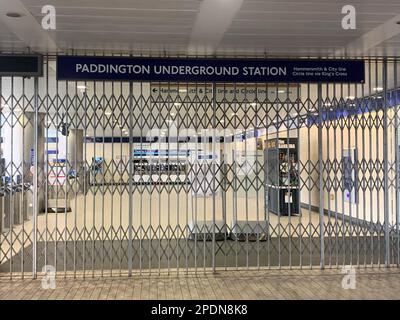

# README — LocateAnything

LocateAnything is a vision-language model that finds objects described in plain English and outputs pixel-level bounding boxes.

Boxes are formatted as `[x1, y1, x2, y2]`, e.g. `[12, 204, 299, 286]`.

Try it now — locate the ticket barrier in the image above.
[0, 183, 32, 231]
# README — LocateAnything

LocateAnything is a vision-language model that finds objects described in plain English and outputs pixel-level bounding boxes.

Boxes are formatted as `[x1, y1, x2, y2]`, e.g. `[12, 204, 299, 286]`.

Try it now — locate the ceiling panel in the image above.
[17, 0, 199, 54]
[0, 20, 26, 52]
[0, 0, 399, 56]
[219, 0, 400, 56]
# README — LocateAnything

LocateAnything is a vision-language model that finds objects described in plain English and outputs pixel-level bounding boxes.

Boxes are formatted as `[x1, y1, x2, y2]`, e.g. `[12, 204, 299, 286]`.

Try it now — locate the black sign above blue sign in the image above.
[57, 56, 365, 83]
[0, 54, 43, 77]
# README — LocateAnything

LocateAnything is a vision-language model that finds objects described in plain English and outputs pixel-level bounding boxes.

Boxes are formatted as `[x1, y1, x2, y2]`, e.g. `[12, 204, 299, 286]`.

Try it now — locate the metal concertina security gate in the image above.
[0, 55, 399, 278]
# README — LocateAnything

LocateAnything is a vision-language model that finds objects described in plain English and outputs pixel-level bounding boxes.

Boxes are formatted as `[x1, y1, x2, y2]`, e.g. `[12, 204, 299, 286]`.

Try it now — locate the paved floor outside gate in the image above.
[0, 268, 399, 300]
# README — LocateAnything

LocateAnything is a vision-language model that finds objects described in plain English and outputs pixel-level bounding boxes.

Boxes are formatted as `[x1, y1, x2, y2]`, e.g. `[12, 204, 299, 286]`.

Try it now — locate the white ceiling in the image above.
[0, 0, 399, 57]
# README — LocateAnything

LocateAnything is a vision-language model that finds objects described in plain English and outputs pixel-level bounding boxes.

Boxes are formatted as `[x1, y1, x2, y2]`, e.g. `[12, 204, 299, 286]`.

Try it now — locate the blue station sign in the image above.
[57, 56, 365, 83]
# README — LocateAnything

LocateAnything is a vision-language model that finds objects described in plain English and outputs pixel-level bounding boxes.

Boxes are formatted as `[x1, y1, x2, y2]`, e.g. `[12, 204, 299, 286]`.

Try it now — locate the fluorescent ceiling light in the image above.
[6, 12, 24, 18]
[346, 96, 355, 100]
[373, 87, 383, 91]
[278, 90, 286, 94]
[179, 89, 187, 93]
[77, 85, 87, 89]
[105, 112, 112, 116]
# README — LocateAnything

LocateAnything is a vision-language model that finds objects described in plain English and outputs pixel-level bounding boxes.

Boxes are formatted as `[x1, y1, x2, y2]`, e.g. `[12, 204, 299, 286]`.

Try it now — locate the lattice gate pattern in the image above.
[0, 56, 399, 278]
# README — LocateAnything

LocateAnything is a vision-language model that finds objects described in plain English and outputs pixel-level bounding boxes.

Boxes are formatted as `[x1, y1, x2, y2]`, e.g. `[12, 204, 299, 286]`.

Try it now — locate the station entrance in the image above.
[0, 55, 399, 278]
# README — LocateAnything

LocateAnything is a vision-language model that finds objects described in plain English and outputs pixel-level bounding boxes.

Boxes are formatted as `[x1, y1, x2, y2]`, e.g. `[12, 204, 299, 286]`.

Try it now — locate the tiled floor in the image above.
[0, 268, 399, 300]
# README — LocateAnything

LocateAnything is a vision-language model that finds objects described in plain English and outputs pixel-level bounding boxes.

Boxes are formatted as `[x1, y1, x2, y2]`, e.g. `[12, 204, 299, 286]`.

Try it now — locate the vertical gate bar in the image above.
[307, 83, 312, 268]
[395, 58, 400, 267]
[0, 77, 2, 272]
[222, 82, 227, 271]
[347, 84, 357, 265]
[110, 81, 114, 276]
[286, 82, 292, 269]
[368, 60, 373, 266]
[318, 83, 325, 270]
[184, 82, 189, 274]
[139, 82, 143, 276]
[83, 79, 88, 278]
[128, 81, 133, 276]
[354, 81, 360, 268]
[119, 81, 123, 276]
[361, 70, 367, 268]
[233, 82, 238, 270]
[383, 59, 390, 268]
[340, 82, 346, 266]
[324, 84, 337, 268]
[375, 59, 381, 267]
[325, 83, 331, 268]
[390, 59, 396, 267]
[22, 76, 26, 277]
[194, 81, 198, 274]
[255, 84, 260, 270]
[9, 76, 14, 278]
[252, 84, 265, 270]
[0, 76, 1, 257]
[44, 55, 49, 274]
[17, 77, 23, 279]
[275, 82, 281, 269]
[244, 83, 249, 269]
[21, 77, 25, 278]
[32, 76, 39, 278]
[265, 82, 270, 268]
[389, 60, 395, 267]
[296, 83, 302, 269]
[101, 80, 105, 276]
[54, 73, 59, 274]
[91, 81, 96, 277]
[73, 80, 77, 277]
[333, 82, 339, 268]
[148, 84, 153, 275]
[212, 82, 216, 273]
[202, 83, 206, 274]
[176, 84, 180, 275]
[157, 82, 161, 275]
[167, 82, 171, 275]
[64, 80, 69, 278]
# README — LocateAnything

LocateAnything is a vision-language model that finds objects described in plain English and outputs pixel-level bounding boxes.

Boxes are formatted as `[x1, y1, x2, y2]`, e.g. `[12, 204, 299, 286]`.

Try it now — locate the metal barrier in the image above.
[0, 55, 399, 278]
